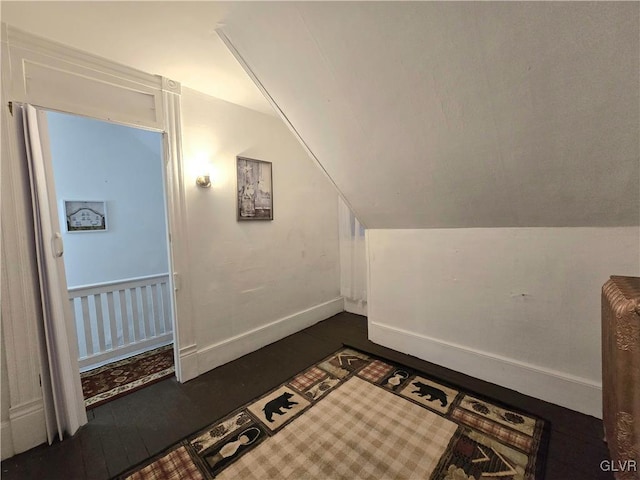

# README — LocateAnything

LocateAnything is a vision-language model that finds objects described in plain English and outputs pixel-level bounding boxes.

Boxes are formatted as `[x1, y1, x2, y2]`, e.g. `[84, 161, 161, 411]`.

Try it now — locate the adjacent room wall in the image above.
[368, 227, 640, 418]
[179, 88, 341, 376]
[46, 112, 169, 288]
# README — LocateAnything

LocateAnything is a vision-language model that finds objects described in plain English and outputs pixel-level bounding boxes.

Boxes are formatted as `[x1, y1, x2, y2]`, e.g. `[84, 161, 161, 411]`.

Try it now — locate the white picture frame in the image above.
[63, 200, 108, 232]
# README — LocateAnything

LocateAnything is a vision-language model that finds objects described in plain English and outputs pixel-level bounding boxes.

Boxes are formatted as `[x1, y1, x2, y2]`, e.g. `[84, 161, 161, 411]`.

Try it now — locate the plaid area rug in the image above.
[81, 344, 175, 409]
[118, 347, 549, 480]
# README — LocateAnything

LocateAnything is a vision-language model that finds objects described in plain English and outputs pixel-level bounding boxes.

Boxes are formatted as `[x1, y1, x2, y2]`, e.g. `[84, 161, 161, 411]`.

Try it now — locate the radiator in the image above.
[602, 276, 640, 479]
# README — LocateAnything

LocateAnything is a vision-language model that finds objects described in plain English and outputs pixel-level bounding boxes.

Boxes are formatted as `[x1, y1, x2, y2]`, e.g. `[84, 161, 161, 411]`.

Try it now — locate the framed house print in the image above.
[64, 200, 108, 232]
[237, 156, 273, 221]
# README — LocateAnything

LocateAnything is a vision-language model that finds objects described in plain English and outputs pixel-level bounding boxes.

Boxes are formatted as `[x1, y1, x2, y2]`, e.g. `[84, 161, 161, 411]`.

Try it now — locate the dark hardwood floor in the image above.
[1, 312, 612, 479]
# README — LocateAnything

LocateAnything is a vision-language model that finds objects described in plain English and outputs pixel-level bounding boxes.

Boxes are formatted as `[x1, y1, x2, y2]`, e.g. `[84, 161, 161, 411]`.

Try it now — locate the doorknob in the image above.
[51, 233, 64, 257]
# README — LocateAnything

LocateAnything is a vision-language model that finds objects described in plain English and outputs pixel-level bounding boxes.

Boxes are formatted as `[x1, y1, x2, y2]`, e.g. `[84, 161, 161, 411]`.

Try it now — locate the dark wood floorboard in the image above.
[1, 312, 612, 479]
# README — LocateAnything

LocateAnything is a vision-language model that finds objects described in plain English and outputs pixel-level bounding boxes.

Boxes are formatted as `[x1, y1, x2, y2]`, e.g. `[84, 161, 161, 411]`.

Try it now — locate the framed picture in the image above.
[64, 200, 108, 232]
[236, 156, 273, 221]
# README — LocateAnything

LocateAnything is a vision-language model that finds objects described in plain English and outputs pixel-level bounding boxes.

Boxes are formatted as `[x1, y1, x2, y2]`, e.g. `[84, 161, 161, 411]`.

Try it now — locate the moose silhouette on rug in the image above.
[263, 392, 299, 422]
[411, 381, 448, 407]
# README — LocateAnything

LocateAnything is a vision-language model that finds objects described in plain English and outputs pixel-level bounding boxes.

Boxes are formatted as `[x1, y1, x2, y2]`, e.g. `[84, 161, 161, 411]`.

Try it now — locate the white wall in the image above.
[0, 24, 342, 457]
[179, 88, 341, 376]
[46, 111, 169, 287]
[368, 227, 640, 418]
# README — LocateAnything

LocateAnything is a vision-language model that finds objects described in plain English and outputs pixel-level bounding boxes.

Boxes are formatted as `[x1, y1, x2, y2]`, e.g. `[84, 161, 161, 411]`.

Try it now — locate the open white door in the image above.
[21, 104, 87, 442]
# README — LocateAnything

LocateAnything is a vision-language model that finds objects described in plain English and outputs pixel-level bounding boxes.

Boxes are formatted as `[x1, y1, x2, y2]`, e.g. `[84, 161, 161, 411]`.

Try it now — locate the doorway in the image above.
[43, 110, 176, 407]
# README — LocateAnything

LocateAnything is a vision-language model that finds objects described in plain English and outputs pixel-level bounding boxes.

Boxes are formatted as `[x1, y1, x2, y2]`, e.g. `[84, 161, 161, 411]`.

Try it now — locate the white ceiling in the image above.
[0, 1, 273, 115]
[2, 2, 639, 229]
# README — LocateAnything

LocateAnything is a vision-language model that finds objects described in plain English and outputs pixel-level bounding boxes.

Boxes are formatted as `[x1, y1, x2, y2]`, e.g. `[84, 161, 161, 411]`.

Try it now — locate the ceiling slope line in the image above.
[215, 27, 367, 229]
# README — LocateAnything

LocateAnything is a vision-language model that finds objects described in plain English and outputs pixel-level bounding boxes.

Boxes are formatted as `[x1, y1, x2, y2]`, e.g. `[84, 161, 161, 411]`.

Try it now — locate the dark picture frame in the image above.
[236, 156, 273, 221]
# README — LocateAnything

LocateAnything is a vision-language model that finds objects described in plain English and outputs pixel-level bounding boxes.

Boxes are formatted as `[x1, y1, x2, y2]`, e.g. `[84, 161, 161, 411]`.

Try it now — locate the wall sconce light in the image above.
[196, 174, 211, 188]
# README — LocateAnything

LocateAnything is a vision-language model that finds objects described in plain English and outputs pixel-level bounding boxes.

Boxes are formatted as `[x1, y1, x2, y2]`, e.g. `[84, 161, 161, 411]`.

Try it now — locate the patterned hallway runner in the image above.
[81, 344, 175, 409]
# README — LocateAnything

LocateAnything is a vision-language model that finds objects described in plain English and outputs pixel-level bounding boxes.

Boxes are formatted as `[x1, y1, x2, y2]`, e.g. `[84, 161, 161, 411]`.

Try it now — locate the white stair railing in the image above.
[69, 273, 173, 371]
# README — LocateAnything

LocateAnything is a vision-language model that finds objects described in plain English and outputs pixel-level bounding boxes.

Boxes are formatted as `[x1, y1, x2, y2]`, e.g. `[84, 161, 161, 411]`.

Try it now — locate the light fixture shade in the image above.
[196, 174, 211, 188]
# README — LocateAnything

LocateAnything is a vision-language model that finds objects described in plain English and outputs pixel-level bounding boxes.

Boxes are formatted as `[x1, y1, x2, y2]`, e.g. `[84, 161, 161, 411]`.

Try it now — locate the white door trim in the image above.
[1, 23, 193, 455]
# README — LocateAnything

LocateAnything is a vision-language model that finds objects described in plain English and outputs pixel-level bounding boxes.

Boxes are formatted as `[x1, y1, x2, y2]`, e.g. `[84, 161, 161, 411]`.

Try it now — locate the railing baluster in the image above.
[119, 289, 130, 346]
[94, 294, 107, 352]
[152, 282, 162, 335]
[81, 296, 93, 356]
[131, 287, 142, 341]
[149, 287, 156, 337]
[72, 298, 86, 358]
[139, 286, 148, 338]
[161, 281, 171, 333]
[106, 291, 118, 349]
[142, 285, 153, 337]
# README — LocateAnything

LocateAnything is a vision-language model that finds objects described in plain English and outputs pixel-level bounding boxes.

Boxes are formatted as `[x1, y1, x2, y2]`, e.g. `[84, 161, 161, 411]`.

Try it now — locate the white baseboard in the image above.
[177, 344, 199, 383]
[344, 298, 368, 316]
[196, 297, 344, 376]
[7, 398, 46, 456]
[1, 420, 14, 460]
[369, 320, 603, 418]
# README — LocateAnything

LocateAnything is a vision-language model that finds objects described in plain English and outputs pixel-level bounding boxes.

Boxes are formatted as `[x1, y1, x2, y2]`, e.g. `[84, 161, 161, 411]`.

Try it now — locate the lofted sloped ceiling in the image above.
[220, 2, 639, 229]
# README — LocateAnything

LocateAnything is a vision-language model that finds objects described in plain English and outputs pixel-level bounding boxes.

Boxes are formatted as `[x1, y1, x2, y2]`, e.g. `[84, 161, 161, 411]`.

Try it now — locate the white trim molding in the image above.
[161, 88, 195, 384]
[3, 25, 162, 89]
[1, 24, 188, 457]
[368, 320, 603, 418]
[195, 298, 344, 376]
[1, 43, 49, 456]
[7, 399, 46, 455]
[178, 344, 199, 383]
[3, 24, 165, 129]
[344, 298, 367, 317]
[1, 421, 15, 460]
